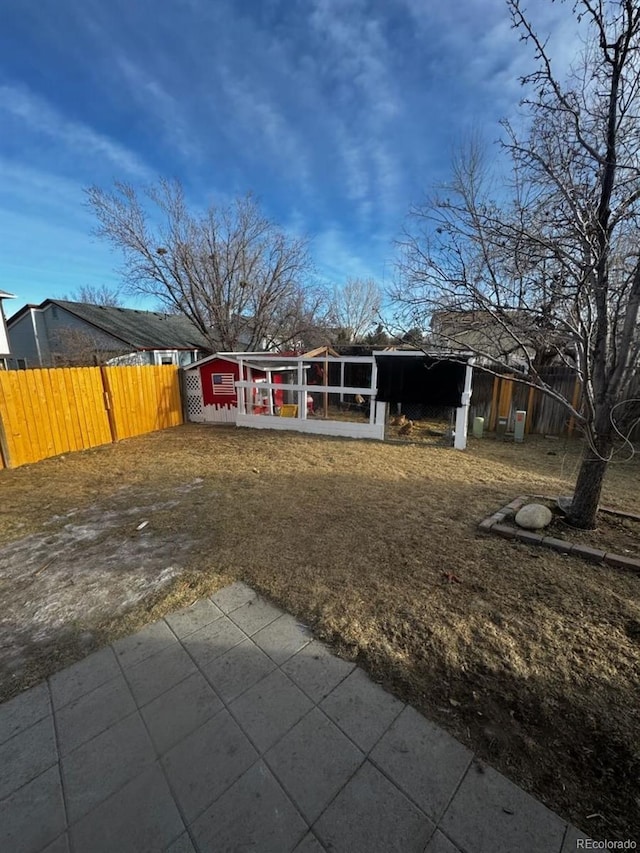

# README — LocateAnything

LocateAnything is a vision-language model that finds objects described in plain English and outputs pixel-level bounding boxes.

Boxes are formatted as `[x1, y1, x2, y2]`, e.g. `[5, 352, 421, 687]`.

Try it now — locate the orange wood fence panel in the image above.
[0, 367, 112, 467]
[101, 365, 183, 441]
[0, 365, 183, 469]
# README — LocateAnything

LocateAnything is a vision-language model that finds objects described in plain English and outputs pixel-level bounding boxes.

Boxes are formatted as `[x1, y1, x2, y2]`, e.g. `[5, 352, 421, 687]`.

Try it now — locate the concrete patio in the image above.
[1, 581, 587, 853]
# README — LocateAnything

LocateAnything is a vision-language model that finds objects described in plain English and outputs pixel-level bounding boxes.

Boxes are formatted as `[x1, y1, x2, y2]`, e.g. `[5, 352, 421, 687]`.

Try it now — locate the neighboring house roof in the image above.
[430, 309, 540, 364]
[8, 300, 211, 351]
[0, 290, 16, 299]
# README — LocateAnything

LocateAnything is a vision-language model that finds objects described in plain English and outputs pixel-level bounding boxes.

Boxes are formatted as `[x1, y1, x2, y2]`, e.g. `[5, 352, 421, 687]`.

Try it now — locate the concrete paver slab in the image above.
[165, 598, 223, 639]
[124, 641, 197, 707]
[562, 825, 591, 851]
[181, 615, 246, 668]
[370, 705, 473, 821]
[230, 669, 313, 752]
[201, 637, 276, 703]
[41, 833, 70, 853]
[61, 711, 155, 822]
[440, 763, 567, 853]
[425, 829, 463, 853]
[191, 760, 308, 853]
[0, 765, 65, 853]
[165, 832, 197, 853]
[69, 764, 185, 853]
[54, 673, 136, 755]
[162, 709, 258, 822]
[252, 613, 312, 664]
[0, 715, 57, 800]
[320, 667, 404, 752]
[0, 582, 577, 853]
[210, 581, 256, 613]
[112, 619, 177, 670]
[141, 670, 223, 755]
[228, 596, 284, 635]
[293, 833, 327, 852]
[0, 681, 50, 746]
[281, 640, 355, 703]
[265, 707, 364, 823]
[314, 761, 435, 853]
[49, 646, 120, 709]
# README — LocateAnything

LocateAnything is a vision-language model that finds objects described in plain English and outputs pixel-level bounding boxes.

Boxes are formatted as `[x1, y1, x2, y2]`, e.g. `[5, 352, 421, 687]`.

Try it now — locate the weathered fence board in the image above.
[0, 365, 182, 469]
[469, 367, 582, 435]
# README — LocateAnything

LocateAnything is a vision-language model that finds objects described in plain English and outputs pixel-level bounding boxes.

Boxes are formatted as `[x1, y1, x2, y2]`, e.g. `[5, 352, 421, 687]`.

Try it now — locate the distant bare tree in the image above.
[329, 278, 382, 342]
[392, 0, 640, 529]
[63, 284, 124, 307]
[50, 328, 128, 366]
[86, 181, 323, 351]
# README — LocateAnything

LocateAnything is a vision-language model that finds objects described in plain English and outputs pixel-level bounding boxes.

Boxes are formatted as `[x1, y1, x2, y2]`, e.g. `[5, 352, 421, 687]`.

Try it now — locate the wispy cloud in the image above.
[216, 68, 312, 193]
[0, 83, 151, 179]
[114, 57, 202, 163]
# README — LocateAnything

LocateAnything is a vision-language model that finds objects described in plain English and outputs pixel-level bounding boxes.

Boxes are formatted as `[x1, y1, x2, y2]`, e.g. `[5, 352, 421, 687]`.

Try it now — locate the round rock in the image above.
[515, 503, 553, 530]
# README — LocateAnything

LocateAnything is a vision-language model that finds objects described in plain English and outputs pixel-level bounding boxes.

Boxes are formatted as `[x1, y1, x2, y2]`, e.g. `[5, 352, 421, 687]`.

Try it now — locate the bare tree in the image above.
[49, 328, 128, 366]
[61, 284, 124, 307]
[392, 0, 640, 528]
[329, 278, 382, 342]
[86, 181, 323, 351]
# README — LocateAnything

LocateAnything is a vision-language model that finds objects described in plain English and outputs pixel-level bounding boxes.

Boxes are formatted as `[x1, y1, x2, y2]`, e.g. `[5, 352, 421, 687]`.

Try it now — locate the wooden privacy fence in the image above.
[469, 367, 582, 436]
[0, 365, 183, 469]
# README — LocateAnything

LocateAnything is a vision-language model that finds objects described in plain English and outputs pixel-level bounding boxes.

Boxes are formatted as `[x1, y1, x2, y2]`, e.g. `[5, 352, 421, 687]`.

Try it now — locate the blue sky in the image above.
[0, 0, 581, 316]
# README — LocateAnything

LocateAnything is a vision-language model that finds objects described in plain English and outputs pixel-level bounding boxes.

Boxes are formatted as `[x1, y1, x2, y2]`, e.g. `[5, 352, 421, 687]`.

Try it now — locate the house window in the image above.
[16, 358, 27, 370]
[211, 373, 235, 395]
[160, 356, 174, 365]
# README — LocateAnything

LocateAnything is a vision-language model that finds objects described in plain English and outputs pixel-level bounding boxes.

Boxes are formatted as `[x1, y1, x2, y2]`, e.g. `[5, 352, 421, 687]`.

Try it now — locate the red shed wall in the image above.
[200, 359, 267, 407]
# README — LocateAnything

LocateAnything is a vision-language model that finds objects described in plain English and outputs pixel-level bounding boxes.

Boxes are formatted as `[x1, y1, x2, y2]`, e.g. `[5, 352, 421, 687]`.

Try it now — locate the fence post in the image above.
[489, 377, 500, 431]
[99, 366, 118, 443]
[567, 377, 582, 436]
[526, 386, 536, 434]
[178, 368, 189, 423]
[0, 405, 12, 468]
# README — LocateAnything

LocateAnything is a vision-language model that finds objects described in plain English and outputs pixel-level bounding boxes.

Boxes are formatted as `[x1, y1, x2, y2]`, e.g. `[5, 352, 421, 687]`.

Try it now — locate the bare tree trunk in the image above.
[567, 440, 611, 529]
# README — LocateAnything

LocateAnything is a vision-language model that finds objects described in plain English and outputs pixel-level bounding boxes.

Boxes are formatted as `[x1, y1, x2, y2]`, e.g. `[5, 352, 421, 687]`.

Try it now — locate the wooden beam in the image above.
[0, 404, 12, 468]
[489, 376, 500, 431]
[526, 386, 536, 434]
[567, 377, 582, 436]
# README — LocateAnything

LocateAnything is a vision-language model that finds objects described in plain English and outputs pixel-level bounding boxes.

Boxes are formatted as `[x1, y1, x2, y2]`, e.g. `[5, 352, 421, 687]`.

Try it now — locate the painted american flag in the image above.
[211, 373, 235, 395]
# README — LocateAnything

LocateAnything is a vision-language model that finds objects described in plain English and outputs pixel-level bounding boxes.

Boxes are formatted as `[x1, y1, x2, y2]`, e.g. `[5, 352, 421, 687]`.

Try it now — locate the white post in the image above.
[340, 360, 345, 404]
[369, 357, 378, 425]
[247, 365, 253, 414]
[237, 358, 245, 415]
[297, 358, 307, 419]
[454, 361, 474, 450]
[266, 370, 274, 414]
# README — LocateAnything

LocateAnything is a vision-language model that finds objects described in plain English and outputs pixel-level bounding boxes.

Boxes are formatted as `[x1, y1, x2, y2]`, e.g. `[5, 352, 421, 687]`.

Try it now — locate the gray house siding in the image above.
[7, 312, 41, 366]
[9, 306, 127, 366]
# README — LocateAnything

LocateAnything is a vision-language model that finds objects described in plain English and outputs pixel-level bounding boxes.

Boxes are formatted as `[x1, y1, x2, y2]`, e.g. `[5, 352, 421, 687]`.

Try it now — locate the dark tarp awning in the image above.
[375, 355, 467, 407]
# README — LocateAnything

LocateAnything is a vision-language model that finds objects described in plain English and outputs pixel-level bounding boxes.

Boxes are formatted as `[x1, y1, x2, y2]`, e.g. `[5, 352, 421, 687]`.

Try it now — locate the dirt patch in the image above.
[0, 424, 638, 841]
[547, 510, 640, 559]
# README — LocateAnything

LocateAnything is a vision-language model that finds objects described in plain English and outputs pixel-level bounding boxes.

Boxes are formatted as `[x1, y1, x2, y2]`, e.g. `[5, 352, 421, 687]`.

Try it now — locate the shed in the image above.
[184, 353, 270, 423]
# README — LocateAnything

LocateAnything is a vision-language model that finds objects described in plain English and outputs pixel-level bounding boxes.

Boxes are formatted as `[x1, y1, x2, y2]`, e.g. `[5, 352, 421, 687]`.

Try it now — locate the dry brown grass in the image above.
[0, 423, 638, 840]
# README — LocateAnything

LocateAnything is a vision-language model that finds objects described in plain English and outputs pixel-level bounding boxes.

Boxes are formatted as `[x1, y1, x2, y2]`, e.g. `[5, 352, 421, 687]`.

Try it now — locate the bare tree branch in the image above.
[391, 0, 640, 528]
[85, 181, 324, 352]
